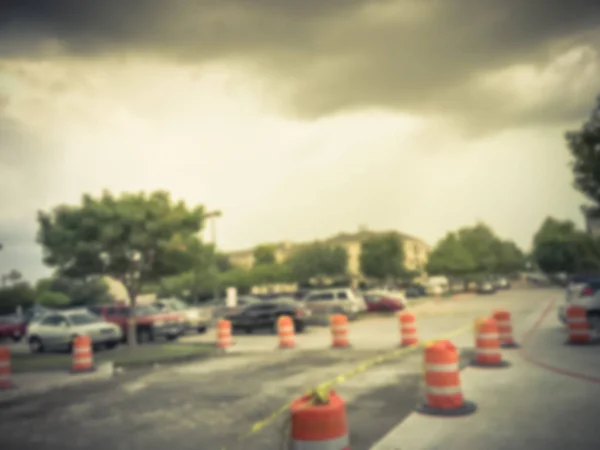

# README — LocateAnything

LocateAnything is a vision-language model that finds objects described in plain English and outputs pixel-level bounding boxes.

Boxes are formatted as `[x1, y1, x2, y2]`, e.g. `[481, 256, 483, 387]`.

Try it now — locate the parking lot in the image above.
[0, 288, 576, 450]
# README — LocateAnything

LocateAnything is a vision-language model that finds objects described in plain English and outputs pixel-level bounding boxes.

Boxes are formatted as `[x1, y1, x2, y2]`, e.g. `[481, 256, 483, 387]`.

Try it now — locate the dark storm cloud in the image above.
[1, 0, 600, 127]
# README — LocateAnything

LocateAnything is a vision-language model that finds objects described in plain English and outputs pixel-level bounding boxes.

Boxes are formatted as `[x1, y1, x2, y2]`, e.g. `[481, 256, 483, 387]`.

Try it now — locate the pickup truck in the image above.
[88, 304, 186, 343]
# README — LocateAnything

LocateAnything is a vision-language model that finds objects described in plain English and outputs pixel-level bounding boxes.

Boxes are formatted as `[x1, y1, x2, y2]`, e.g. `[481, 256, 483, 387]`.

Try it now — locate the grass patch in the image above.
[10, 343, 215, 373]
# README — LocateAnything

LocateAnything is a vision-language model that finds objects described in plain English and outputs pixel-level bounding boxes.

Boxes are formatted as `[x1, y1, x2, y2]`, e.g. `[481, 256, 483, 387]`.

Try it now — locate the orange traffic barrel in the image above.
[277, 315, 295, 349]
[71, 335, 94, 373]
[398, 311, 419, 347]
[417, 340, 476, 416]
[330, 314, 350, 348]
[0, 346, 11, 389]
[216, 319, 233, 351]
[493, 310, 519, 348]
[290, 390, 350, 449]
[566, 306, 593, 345]
[472, 318, 510, 368]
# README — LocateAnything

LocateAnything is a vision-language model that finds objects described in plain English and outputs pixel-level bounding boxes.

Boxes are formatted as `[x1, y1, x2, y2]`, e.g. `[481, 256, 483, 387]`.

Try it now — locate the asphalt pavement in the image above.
[0, 288, 557, 450]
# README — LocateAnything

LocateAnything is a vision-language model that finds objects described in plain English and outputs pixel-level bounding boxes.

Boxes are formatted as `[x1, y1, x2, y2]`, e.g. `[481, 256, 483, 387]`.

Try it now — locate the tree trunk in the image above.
[125, 284, 138, 347]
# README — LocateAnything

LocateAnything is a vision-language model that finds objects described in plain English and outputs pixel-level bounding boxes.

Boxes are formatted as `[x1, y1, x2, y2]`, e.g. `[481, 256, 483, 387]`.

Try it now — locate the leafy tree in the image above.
[427, 232, 477, 277]
[457, 223, 501, 274]
[532, 217, 600, 275]
[286, 243, 348, 283]
[566, 95, 600, 205]
[36, 291, 71, 308]
[215, 253, 232, 272]
[0, 282, 37, 315]
[36, 276, 112, 307]
[359, 233, 407, 281]
[495, 240, 526, 274]
[253, 245, 276, 266]
[37, 190, 206, 345]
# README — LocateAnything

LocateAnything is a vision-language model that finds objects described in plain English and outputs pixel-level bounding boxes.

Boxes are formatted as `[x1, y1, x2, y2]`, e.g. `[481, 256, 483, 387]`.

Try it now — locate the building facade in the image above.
[224, 228, 430, 280]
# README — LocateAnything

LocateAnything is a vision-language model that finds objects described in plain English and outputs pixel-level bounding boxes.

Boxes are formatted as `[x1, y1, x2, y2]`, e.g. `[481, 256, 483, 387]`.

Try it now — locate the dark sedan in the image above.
[224, 300, 311, 334]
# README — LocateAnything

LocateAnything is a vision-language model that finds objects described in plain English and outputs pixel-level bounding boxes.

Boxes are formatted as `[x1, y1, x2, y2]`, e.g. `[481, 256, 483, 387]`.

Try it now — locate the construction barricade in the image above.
[492, 310, 519, 348]
[566, 306, 595, 345]
[0, 346, 11, 389]
[71, 335, 94, 373]
[398, 311, 419, 347]
[330, 314, 351, 349]
[471, 317, 510, 368]
[417, 340, 476, 416]
[277, 315, 295, 349]
[290, 390, 350, 449]
[216, 319, 233, 352]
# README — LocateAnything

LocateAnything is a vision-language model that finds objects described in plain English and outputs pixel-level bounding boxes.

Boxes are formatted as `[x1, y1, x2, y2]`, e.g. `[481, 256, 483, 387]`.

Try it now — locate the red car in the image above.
[88, 304, 186, 343]
[364, 291, 407, 312]
[0, 315, 28, 342]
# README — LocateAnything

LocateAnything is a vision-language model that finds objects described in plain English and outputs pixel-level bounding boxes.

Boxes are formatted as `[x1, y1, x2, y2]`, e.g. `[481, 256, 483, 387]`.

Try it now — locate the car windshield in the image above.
[68, 312, 103, 325]
[136, 305, 160, 316]
[169, 299, 188, 310]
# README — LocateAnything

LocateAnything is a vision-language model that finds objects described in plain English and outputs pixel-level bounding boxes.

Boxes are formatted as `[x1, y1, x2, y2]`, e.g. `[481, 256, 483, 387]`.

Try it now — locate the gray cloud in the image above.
[1, 0, 600, 128]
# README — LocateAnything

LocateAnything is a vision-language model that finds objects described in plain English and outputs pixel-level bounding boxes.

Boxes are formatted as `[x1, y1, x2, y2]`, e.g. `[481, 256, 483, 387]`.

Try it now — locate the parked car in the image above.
[211, 295, 263, 318]
[224, 299, 311, 333]
[0, 315, 28, 342]
[558, 275, 600, 326]
[88, 304, 185, 343]
[300, 288, 367, 319]
[405, 284, 427, 298]
[26, 308, 122, 353]
[155, 298, 213, 334]
[363, 291, 407, 312]
[477, 281, 496, 295]
[494, 277, 511, 290]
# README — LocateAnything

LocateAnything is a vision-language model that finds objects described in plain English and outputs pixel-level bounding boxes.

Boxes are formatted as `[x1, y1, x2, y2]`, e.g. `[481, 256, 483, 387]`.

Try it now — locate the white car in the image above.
[558, 276, 600, 328]
[26, 308, 122, 353]
[301, 288, 367, 319]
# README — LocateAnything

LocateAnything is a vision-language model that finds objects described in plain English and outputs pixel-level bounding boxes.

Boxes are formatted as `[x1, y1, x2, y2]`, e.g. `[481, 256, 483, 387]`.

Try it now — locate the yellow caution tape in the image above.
[221, 322, 473, 450]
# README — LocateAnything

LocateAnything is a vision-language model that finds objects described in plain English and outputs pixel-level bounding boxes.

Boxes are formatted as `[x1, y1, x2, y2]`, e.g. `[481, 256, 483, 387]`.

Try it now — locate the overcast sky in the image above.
[1, 0, 599, 281]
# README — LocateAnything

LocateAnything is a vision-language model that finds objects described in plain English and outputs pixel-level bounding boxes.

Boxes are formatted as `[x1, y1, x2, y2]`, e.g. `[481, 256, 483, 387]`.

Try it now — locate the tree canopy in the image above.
[566, 96, 600, 206]
[36, 276, 113, 307]
[253, 245, 276, 265]
[531, 217, 600, 275]
[37, 190, 208, 344]
[427, 223, 525, 277]
[359, 233, 407, 280]
[286, 242, 348, 284]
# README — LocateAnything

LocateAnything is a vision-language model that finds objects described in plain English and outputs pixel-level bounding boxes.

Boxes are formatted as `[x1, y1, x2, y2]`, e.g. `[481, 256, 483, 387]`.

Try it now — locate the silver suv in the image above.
[301, 288, 367, 319]
[559, 275, 600, 328]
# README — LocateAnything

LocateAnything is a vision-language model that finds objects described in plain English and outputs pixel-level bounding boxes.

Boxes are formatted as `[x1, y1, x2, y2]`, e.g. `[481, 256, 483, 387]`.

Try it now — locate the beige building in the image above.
[224, 227, 430, 279]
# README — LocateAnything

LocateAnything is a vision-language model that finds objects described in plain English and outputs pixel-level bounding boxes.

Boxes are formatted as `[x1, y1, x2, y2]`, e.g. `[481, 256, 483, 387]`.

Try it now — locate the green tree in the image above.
[457, 223, 501, 274]
[495, 240, 526, 274]
[253, 245, 276, 266]
[0, 282, 37, 315]
[532, 217, 600, 275]
[37, 190, 206, 345]
[359, 233, 406, 281]
[286, 242, 348, 284]
[36, 291, 71, 308]
[36, 276, 112, 306]
[427, 232, 477, 277]
[566, 95, 600, 205]
[215, 253, 232, 272]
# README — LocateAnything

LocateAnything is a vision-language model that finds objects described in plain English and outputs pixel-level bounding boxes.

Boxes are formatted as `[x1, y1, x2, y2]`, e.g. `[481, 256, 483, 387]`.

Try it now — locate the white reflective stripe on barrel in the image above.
[74, 347, 91, 354]
[424, 363, 459, 373]
[425, 385, 462, 395]
[75, 357, 93, 365]
[476, 348, 501, 355]
[279, 326, 294, 333]
[569, 330, 591, 335]
[0, 361, 10, 368]
[496, 320, 510, 326]
[402, 333, 418, 339]
[292, 434, 349, 450]
[568, 318, 588, 324]
[476, 333, 499, 339]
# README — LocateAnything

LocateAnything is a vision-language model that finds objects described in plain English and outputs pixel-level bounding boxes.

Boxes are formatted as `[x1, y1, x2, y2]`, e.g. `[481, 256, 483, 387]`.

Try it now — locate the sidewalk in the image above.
[370, 296, 600, 450]
[0, 361, 114, 405]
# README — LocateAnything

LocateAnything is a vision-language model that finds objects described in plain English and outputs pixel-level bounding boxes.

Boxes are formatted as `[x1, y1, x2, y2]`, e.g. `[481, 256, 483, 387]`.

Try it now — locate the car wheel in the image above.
[166, 334, 179, 341]
[12, 332, 23, 343]
[105, 341, 119, 350]
[29, 336, 44, 354]
[197, 326, 207, 334]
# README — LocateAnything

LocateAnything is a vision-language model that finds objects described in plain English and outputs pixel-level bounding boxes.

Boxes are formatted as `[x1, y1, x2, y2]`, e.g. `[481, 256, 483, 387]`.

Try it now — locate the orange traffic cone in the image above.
[492, 310, 519, 348]
[216, 319, 233, 352]
[471, 318, 510, 368]
[417, 340, 476, 416]
[277, 315, 295, 349]
[71, 335, 95, 373]
[398, 311, 419, 347]
[566, 306, 596, 345]
[330, 314, 351, 348]
[290, 390, 350, 449]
